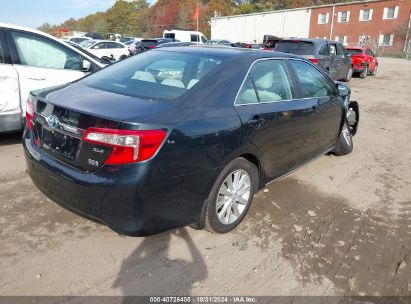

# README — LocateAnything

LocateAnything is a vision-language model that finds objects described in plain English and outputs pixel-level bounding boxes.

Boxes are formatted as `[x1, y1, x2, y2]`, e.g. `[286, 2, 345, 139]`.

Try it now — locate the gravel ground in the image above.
[0, 57, 410, 296]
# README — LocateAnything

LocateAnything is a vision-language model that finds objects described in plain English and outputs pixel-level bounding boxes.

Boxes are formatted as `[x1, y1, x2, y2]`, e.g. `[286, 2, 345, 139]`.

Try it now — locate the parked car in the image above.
[24, 47, 359, 235]
[163, 30, 208, 44]
[62, 40, 113, 65]
[156, 42, 196, 48]
[120, 37, 142, 43]
[275, 38, 354, 82]
[132, 38, 180, 54]
[345, 46, 378, 78]
[0, 22, 107, 133]
[205, 39, 233, 46]
[81, 40, 129, 61]
[62, 36, 92, 45]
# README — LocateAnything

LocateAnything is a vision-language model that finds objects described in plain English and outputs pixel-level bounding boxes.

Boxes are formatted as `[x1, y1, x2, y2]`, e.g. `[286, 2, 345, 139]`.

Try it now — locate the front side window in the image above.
[290, 60, 335, 98]
[107, 42, 121, 49]
[10, 31, 82, 70]
[191, 34, 199, 42]
[336, 43, 346, 56]
[83, 50, 225, 101]
[236, 60, 294, 105]
[329, 44, 337, 55]
[201, 36, 207, 43]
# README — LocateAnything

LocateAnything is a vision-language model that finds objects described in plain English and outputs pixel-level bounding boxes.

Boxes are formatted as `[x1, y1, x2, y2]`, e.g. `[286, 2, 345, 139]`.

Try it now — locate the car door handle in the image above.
[247, 118, 265, 129]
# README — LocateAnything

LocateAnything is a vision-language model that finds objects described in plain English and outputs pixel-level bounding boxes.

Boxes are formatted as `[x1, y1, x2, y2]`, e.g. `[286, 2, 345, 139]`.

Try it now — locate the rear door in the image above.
[7, 29, 86, 116]
[316, 42, 331, 75]
[289, 59, 343, 157]
[328, 42, 339, 80]
[90, 42, 108, 58]
[0, 28, 21, 131]
[336, 43, 351, 79]
[235, 59, 310, 180]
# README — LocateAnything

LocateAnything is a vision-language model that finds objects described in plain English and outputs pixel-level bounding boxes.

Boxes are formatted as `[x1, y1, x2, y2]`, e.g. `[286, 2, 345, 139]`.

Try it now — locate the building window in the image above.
[379, 34, 394, 46]
[318, 13, 329, 24]
[383, 6, 399, 19]
[338, 11, 350, 23]
[335, 36, 347, 46]
[359, 9, 373, 21]
[359, 35, 368, 46]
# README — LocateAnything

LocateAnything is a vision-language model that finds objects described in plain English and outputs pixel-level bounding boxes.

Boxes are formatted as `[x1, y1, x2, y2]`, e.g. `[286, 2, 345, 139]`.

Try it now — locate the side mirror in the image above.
[335, 82, 351, 97]
[82, 60, 91, 72]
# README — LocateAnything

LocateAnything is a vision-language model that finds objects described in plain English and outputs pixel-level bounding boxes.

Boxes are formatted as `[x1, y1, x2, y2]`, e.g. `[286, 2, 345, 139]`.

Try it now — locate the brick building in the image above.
[211, 0, 411, 55]
[309, 0, 411, 53]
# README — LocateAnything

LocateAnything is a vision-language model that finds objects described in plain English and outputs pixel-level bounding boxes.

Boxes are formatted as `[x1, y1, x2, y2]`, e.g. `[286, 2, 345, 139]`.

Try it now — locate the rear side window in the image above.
[10, 31, 82, 70]
[236, 59, 294, 105]
[290, 60, 335, 98]
[275, 41, 314, 55]
[164, 33, 175, 39]
[318, 44, 328, 55]
[329, 44, 337, 55]
[107, 42, 121, 49]
[83, 50, 226, 101]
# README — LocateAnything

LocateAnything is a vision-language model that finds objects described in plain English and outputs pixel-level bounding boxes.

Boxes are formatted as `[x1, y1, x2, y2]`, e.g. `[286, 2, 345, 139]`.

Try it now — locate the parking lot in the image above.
[0, 57, 410, 296]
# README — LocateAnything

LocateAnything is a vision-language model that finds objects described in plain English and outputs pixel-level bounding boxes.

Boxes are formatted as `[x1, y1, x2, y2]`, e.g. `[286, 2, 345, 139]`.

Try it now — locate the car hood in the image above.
[33, 83, 172, 122]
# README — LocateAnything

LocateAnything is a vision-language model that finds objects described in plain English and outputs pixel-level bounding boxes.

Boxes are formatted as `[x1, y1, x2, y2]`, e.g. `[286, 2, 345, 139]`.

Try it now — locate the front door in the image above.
[235, 59, 310, 180]
[7, 29, 86, 116]
[289, 59, 343, 157]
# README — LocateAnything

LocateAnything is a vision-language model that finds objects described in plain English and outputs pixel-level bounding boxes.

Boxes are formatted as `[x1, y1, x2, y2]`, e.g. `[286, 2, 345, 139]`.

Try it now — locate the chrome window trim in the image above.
[234, 57, 337, 107]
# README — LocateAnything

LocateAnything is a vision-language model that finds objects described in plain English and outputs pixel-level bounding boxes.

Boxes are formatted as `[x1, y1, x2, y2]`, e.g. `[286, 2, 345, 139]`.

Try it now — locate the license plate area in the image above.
[41, 128, 80, 160]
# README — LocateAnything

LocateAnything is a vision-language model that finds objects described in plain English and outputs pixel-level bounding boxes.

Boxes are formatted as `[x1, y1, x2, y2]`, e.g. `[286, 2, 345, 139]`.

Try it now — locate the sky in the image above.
[1, 0, 155, 29]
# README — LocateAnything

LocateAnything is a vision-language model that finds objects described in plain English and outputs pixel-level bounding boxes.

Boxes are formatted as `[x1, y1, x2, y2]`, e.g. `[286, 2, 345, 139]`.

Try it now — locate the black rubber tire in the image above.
[370, 65, 378, 76]
[204, 157, 259, 234]
[119, 55, 128, 61]
[343, 66, 353, 82]
[332, 120, 353, 156]
[359, 65, 368, 79]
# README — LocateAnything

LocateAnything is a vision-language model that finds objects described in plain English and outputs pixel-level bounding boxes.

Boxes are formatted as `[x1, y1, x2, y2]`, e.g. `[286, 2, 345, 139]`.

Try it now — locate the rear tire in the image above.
[360, 65, 368, 79]
[332, 120, 353, 156]
[204, 157, 259, 234]
[343, 66, 353, 82]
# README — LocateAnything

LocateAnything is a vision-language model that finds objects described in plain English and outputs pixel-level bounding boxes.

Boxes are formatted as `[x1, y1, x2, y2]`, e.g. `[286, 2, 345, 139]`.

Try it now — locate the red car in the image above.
[345, 46, 378, 78]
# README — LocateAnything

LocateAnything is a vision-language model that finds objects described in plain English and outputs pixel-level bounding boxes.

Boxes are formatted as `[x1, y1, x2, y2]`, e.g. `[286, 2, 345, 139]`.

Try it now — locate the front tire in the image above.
[332, 120, 353, 156]
[360, 65, 368, 79]
[370, 65, 378, 76]
[204, 158, 259, 234]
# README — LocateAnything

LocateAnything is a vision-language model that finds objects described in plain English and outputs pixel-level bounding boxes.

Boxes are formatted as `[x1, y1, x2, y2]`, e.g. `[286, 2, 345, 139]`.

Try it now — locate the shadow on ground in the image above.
[113, 228, 207, 298]
[236, 178, 411, 296]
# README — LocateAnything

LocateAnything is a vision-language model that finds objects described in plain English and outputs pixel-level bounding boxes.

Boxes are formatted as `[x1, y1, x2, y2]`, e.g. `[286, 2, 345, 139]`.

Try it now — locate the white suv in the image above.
[0, 22, 107, 133]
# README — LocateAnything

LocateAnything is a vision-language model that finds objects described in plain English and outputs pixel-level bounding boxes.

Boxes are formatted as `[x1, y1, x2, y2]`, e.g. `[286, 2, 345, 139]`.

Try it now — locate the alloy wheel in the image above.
[216, 169, 251, 225]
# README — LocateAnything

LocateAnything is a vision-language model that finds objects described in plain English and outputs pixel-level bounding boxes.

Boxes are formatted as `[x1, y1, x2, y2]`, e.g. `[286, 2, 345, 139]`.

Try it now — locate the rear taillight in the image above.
[309, 58, 319, 64]
[82, 128, 167, 165]
[26, 96, 35, 130]
[147, 45, 156, 49]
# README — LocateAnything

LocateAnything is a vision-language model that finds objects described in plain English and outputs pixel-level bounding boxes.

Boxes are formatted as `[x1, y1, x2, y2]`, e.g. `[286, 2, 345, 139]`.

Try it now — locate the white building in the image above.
[210, 7, 311, 43]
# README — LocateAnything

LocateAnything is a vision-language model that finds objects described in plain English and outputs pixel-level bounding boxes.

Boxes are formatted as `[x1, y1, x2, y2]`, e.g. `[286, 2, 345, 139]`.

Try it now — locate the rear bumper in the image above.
[0, 111, 22, 133]
[23, 130, 218, 236]
[353, 66, 366, 73]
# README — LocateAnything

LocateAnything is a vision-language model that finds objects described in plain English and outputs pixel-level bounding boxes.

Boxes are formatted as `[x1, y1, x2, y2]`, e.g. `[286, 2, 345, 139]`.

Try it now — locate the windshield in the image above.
[346, 48, 363, 55]
[276, 41, 315, 55]
[82, 50, 226, 101]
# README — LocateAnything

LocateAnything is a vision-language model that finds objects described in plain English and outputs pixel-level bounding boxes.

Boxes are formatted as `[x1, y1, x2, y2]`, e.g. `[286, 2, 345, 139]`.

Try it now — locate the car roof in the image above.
[152, 46, 304, 60]
[280, 38, 340, 45]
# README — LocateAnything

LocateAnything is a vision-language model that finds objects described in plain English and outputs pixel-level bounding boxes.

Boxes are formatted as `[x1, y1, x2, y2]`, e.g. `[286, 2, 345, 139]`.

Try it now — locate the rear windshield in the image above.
[346, 49, 363, 55]
[275, 41, 315, 55]
[82, 50, 226, 101]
